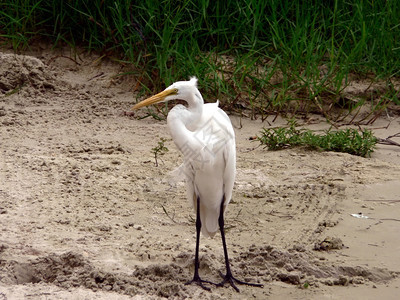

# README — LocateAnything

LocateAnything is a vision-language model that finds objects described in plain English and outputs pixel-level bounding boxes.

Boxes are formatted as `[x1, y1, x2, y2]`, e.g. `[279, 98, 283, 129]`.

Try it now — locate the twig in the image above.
[266, 211, 293, 219]
[48, 55, 81, 65]
[235, 208, 242, 219]
[88, 72, 105, 81]
[364, 199, 400, 202]
[377, 132, 400, 147]
[161, 205, 177, 223]
[387, 133, 400, 139]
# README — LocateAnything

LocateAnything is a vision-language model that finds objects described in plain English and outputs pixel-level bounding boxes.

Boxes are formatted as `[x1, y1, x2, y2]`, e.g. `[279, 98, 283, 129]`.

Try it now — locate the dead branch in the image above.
[364, 199, 400, 202]
[377, 132, 400, 147]
[48, 55, 81, 65]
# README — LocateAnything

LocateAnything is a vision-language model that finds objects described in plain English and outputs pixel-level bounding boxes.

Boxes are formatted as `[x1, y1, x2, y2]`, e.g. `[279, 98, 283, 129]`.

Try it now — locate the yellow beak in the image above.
[132, 88, 177, 110]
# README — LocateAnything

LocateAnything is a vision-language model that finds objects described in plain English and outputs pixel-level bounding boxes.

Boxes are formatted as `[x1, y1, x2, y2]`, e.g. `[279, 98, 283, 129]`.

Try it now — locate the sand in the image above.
[0, 48, 400, 299]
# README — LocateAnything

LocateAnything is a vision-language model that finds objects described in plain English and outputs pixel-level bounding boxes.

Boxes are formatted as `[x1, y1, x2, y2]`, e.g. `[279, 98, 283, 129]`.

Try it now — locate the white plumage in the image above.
[133, 77, 261, 292]
[165, 80, 235, 237]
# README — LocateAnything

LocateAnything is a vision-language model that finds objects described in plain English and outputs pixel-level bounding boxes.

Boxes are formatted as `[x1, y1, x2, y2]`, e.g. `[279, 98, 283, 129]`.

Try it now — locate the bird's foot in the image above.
[216, 271, 263, 292]
[185, 275, 215, 291]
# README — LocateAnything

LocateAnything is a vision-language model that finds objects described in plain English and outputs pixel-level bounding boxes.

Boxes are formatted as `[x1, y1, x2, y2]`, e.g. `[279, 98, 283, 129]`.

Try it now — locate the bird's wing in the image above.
[222, 136, 236, 210]
[218, 108, 236, 211]
[183, 161, 196, 209]
[201, 104, 236, 211]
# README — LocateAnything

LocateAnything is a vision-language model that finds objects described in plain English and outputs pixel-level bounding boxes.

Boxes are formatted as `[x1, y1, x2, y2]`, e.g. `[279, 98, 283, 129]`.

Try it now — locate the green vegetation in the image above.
[257, 121, 377, 157]
[151, 137, 169, 166]
[1, 1, 399, 116]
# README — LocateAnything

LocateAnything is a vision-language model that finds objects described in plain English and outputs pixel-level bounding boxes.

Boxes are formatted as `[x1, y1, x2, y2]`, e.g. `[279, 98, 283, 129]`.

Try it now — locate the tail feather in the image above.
[200, 203, 220, 238]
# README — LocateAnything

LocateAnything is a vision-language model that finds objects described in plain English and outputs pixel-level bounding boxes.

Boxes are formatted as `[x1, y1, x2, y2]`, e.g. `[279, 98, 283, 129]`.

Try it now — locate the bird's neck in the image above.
[186, 89, 203, 130]
[167, 106, 195, 154]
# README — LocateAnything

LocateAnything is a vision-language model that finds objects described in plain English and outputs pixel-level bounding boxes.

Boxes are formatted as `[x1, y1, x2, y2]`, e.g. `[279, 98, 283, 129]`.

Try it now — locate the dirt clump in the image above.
[0, 53, 56, 95]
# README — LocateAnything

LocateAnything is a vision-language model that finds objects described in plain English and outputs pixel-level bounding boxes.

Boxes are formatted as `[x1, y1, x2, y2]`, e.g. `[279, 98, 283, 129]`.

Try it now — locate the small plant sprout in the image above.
[151, 137, 169, 167]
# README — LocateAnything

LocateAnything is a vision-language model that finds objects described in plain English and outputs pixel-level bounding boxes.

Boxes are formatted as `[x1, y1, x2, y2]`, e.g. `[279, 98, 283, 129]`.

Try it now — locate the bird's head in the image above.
[132, 77, 198, 110]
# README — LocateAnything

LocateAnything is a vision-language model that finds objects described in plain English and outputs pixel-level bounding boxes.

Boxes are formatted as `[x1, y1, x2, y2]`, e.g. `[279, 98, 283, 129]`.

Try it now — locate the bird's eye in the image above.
[173, 88, 178, 94]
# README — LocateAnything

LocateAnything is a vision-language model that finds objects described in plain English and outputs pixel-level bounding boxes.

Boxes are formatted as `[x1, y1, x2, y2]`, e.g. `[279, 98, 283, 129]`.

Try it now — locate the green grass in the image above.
[257, 120, 377, 157]
[1, 1, 399, 117]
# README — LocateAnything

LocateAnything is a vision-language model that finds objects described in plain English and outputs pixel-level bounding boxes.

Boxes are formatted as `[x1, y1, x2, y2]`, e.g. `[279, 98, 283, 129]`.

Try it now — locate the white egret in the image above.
[132, 77, 262, 292]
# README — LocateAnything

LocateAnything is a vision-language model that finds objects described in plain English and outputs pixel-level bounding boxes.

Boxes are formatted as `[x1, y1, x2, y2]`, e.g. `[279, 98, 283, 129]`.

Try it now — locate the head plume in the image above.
[189, 77, 198, 87]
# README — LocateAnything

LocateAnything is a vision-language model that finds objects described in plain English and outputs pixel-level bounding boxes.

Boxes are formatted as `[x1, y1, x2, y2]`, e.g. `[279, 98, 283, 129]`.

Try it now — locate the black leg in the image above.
[185, 196, 214, 291]
[216, 195, 264, 292]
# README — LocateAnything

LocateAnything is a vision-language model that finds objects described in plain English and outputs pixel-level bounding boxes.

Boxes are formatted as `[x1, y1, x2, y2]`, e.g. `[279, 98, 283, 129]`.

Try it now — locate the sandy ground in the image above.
[1, 48, 400, 299]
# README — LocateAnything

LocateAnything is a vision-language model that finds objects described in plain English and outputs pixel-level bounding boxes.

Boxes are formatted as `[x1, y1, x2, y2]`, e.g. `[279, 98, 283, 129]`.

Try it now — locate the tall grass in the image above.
[1, 0, 399, 117]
